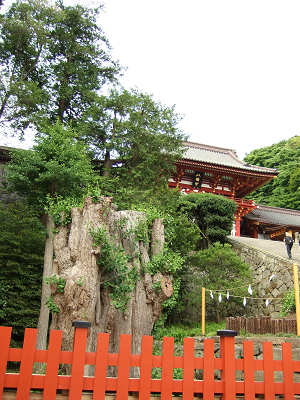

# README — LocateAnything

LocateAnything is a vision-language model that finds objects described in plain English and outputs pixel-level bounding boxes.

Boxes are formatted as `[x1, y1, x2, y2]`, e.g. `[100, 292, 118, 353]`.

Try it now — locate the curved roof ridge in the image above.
[256, 204, 300, 215]
[182, 141, 278, 174]
[183, 141, 237, 155]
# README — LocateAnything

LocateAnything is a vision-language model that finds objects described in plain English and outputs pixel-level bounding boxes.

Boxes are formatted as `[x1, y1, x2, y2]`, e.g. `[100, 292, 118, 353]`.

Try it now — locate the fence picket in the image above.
[43, 330, 62, 400]
[16, 328, 37, 400]
[0, 326, 12, 397]
[282, 342, 294, 400]
[161, 337, 174, 400]
[139, 335, 153, 400]
[243, 341, 255, 400]
[116, 334, 131, 400]
[220, 334, 236, 400]
[93, 333, 110, 400]
[263, 342, 275, 400]
[203, 339, 215, 400]
[182, 337, 194, 400]
[69, 326, 88, 400]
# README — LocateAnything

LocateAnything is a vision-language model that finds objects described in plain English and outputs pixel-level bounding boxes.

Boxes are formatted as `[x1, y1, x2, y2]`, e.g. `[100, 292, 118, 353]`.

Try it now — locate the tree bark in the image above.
[103, 151, 112, 176]
[50, 197, 173, 375]
[36, 214, 54, 353]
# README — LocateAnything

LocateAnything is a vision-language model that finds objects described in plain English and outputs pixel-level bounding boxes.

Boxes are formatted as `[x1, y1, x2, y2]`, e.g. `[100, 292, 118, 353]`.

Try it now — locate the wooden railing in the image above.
[1, 324, 300, 399]
[226, 316, 297, 335]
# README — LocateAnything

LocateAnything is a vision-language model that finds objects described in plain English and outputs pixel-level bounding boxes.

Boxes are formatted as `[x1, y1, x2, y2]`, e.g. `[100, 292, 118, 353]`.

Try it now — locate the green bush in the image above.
[179, 193, 236, 246]
[281, 289, 296, 316]
[0, 201, 45, 345]
[170, 242, 252, 324]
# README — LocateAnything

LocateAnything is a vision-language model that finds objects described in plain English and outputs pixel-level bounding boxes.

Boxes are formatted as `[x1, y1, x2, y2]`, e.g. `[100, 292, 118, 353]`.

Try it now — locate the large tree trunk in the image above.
[51, 197, 172, 375]
[36, 214, 54, 351]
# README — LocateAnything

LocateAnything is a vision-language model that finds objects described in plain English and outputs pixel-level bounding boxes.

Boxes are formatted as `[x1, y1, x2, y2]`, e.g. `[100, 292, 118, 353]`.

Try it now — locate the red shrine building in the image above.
[168, 141, 300, 239]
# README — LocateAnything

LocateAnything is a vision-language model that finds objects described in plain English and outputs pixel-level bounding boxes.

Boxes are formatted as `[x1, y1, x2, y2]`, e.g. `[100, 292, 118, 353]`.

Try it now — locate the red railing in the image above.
[1, 324, 300, 399]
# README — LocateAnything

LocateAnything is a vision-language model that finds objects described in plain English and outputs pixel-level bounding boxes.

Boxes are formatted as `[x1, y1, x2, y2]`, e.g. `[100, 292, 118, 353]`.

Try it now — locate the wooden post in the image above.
[69, 321, 91, 400]
[202, 287, 205, 335]
[293, 263, 300, 336]
[218, 330, 237, 400]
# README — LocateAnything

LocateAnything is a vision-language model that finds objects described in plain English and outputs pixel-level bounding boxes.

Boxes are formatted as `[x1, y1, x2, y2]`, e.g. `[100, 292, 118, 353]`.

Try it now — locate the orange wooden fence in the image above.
[1, 324, 300, 399]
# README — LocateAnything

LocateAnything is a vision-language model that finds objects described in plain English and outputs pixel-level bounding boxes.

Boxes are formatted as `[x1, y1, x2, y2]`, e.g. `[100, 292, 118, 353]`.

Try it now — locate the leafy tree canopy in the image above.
[244, 135, 300, 209]
[178, 193, 237, 246]
[0, 0, 119, 135]
[6, 121, 96, 211]
[79, 88, 186, 193]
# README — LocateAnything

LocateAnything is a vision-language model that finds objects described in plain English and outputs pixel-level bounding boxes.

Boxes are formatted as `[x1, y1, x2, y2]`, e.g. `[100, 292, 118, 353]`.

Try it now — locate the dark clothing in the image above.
[284, 236, 293, 259]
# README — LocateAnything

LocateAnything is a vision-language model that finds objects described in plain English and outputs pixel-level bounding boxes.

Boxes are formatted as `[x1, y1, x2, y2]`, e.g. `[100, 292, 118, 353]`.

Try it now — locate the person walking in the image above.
[284, 232, 294, 259]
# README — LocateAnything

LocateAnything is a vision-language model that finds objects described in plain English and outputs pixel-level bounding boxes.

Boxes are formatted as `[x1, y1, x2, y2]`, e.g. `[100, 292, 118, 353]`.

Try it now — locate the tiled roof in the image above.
[245, 204, 300, 228]
[182, 142, 278, 175]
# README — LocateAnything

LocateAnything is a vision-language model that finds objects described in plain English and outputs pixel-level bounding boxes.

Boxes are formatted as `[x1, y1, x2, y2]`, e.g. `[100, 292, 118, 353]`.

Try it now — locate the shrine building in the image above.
[168, 141, 300, 239]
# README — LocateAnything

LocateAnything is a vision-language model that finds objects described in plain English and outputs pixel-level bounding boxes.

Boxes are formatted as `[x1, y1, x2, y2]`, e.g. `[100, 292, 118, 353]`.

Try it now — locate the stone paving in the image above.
[230, 235, 300, 265]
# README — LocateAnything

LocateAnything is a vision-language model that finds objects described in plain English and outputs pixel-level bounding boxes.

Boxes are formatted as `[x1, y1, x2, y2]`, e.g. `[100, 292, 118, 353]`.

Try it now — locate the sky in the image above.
[2, 0, 300, 159]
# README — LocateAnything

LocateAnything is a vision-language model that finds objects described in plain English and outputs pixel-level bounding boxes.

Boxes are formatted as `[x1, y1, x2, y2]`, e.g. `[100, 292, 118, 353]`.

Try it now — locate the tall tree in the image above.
[7, 121, 96, 351]
[80, 88, 185, 194]
[0, 0, 119, 136]
[244, 136, 300, 209]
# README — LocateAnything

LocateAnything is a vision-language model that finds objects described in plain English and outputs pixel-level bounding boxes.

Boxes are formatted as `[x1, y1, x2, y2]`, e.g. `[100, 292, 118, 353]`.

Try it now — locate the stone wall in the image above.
[229, 238, 293, 317]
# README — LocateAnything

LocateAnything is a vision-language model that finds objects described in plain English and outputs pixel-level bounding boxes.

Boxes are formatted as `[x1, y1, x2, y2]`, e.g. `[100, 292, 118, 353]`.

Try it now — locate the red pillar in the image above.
[235, 216, 241, 237]
[253, 225, 258, 239]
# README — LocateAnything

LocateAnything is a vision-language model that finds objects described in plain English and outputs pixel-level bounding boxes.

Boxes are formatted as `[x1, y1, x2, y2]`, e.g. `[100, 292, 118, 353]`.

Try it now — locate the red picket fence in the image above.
[1, 324, 300, 400]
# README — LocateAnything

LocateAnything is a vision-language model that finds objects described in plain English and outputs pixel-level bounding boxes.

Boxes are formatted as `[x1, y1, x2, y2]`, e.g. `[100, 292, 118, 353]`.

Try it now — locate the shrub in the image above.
[170, 242, 252, 324]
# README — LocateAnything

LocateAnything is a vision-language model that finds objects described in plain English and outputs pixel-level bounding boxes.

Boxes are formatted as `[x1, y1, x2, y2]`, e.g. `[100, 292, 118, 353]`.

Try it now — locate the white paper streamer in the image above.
[218, 293, 222, 303]
[226, 291, 229, 300]
[248, 285, 253, 295]
[210, 290, 214, 299]
[266, 299, 270, 307]
[243, 297, 247, 307]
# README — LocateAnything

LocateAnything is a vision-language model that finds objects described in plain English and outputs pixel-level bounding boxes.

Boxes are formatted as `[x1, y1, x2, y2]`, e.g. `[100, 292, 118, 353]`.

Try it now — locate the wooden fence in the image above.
[226, 316, 297, 335]
[2, 324, 300, 399]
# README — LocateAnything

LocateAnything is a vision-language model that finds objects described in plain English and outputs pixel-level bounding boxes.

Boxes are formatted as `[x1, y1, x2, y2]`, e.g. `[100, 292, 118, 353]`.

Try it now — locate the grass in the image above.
[153, 320, 226, 342]
[238, 328, 297, 338]
[153, 321, 298, 342]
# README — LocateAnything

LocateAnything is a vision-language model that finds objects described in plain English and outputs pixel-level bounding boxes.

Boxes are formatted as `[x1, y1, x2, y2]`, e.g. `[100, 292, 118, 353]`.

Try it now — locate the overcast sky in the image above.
[2, 0, 300, 159]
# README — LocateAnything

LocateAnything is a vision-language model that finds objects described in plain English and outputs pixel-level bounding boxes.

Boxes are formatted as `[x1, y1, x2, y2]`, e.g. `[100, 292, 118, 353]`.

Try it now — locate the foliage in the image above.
[244, 135, 300, 209]
[171, 243, 252, 323]
[0, 200, 45, 345]
[0, 0, 119, 135]
[281, 289, 296, 316]
[179, 193, 236, 246]
[90, 225, 139, 312]
[6, 121, 96, 213]
[146, 250, 184, 276]
[153, 320, 226, 342]
[45, 274, 66, 293]
[80, 88, 185, 191]
[45, 295, 60, 313]
[45, 195, 82, 226]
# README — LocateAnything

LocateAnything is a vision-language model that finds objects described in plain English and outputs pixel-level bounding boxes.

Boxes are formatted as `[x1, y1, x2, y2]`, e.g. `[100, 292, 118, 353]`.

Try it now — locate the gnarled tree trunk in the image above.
[36, 214, 54, 351]
[50, 197, 172, 374]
